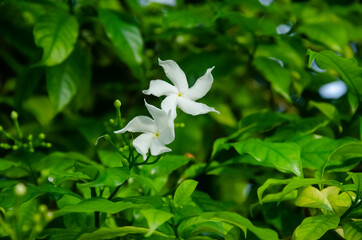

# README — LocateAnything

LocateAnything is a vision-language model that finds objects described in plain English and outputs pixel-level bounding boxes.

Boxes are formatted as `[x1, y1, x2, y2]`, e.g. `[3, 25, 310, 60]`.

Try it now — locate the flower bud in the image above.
[114, 99, 122, 108]
[0, 125, 3, 131]
[39, 133, 45, 139]
[10, 111, 18, 120]
[104, 134, 111, 141]
[15, 183, 27, 196]
[27, 134, 33, 141]
[12, 145, 19, 150]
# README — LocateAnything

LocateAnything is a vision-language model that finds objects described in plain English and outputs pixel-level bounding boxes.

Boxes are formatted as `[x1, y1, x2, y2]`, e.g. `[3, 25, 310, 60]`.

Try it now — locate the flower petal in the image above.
[184, 66, 215, 101]
[150, 138, 172, 156]
[133, 133, 154, 160]
[144, 100, 175, 144]
[114, 116, 156, 134]
[161, 94, 178, 119]
[158, 58, 188, 92]
[142, 80, 178, 97]
[178, 98, 220, 116]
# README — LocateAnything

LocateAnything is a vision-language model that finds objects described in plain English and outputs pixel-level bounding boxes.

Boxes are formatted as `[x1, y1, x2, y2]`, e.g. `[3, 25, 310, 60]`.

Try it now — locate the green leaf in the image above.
[324, 142, 362, 178]
[309, 101, 341, 126]
[292, 135, 355, 179]
[98, 9, 143, 78]
[140, 155, 191, 178]
[97, 150, 124, 168]
[299, 22, 348, 53]
[347, 172, 362, 198]
[257, 178, 293, 204]
[33, 12, 79, 66]
[174, 180, 198, 207]
[56, 198, 135, 215]
[77, 227, 173, 240]
[0, 159, 21, 171]
[80, 167, 129, 188]
[49, 171, 90, 186]
[46, 46, 87, 113]
[309, 50, 362, 100]
[140, 209, 174, 237]
[279, 179, 342, 203]
[23, 96, 55, 126]
[230, 139, 303, 176]
[294, 186, 333, 212]
[270, 118, 329, 141]
[292, 215, 340, 240]
[254, 57, 291, 102]
[343, 220, 362, 240]
[178, 212, 278, 240]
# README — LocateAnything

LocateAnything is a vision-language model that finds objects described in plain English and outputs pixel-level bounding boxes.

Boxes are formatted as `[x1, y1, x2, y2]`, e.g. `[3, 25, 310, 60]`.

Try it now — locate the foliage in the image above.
[0, 0, 362, 239]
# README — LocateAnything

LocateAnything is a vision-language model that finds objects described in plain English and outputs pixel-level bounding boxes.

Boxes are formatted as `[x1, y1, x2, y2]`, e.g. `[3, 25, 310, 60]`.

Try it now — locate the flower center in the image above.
[154, 132, 159, 138]
[177, 92, 182, 97]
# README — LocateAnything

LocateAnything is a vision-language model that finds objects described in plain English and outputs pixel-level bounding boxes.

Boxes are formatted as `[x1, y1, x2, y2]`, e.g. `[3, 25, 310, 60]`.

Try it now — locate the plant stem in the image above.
[108, 185, 121, 200]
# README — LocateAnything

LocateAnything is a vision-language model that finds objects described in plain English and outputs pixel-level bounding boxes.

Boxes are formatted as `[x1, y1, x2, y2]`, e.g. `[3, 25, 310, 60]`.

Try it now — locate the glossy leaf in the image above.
[77, 227, 172, 240]
[174, 179, 198, 207]
[140, 209, 174, 237]
[292, 215, 340, 240]
[231, 139, 303, 176]
[33, 12, 79, 66]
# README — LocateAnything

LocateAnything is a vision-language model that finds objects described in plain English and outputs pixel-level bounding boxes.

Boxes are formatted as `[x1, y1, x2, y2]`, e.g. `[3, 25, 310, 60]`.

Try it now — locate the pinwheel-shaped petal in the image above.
[114, 100, 175, 160]
[143, 59, 219, 119]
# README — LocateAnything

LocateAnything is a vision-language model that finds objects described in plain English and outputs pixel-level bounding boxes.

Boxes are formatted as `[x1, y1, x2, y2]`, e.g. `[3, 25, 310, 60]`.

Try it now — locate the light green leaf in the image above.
[294, 186, 333, 212]
[80, 167, 129, 188]
[46, 46, 88, 113]
[49, 171, 90, 186]
[343, 220, 362, 240]
[77, 226, 173, 240]
[174, 180, 198, 207]
[57, 198, 135, 215]
[98, 9, 143, 78]
[140, 209, 174, 237]
[280, 179, 342, 203]
[231, 139, 303, 176]
[254, 57, 291, 102]
[33, 12, 79, 66]
[292, 215, 340, 240]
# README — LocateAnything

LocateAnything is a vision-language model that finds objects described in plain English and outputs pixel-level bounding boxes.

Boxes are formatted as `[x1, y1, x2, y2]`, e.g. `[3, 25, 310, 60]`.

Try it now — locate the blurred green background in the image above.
[0, 0, 362, 200]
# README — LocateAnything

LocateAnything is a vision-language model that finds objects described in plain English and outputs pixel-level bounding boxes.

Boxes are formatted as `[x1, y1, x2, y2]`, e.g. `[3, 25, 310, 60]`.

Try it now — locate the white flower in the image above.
[142, 59, 220, 119]
[114, 100, 175, 160]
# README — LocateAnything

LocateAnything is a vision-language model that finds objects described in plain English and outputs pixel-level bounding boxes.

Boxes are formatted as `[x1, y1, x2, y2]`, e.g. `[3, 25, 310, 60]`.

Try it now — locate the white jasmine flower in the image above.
[143, 59, 220, 119]
[114, 100, 175, 160]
